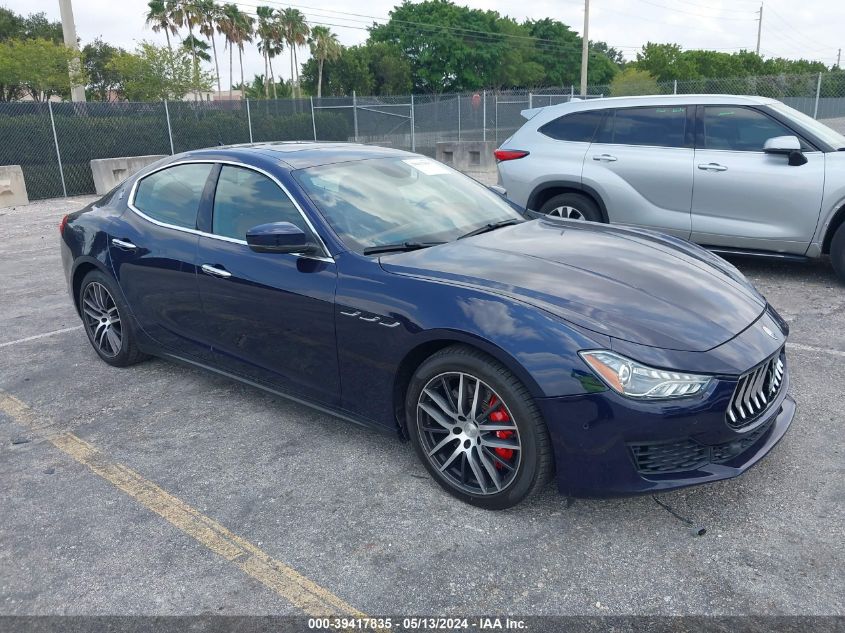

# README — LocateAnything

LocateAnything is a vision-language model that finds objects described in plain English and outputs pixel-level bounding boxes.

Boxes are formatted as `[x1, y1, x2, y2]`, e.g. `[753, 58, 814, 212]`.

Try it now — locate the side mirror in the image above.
[764, 135, 808, 166]
[487, 184, 507, 197]
[246, 222, 320, 255]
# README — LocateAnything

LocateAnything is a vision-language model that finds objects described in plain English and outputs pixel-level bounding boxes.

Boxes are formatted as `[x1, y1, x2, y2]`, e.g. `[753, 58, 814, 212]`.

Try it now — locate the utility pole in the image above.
[58, 0, 86, 102]
[837, 48, 842, 69]
[579, 0, 590, 97]
[755, 3, 763, 56]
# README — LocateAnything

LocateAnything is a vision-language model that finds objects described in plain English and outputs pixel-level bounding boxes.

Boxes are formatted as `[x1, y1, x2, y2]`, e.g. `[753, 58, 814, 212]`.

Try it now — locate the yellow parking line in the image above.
[0, 391, 364, 617]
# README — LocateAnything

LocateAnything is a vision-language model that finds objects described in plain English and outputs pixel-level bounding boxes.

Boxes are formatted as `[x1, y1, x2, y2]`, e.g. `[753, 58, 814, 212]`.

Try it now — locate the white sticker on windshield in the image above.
[402, 158, 451, 175]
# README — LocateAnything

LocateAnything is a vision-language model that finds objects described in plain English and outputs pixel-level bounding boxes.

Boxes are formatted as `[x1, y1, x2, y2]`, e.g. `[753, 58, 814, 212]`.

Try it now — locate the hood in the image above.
[379, 219, 766, 352]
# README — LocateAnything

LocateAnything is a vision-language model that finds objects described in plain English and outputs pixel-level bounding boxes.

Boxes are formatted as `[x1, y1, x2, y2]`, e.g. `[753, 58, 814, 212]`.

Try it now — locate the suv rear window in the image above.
[595, 107, 688, 148]
[539, 110, 605, 142]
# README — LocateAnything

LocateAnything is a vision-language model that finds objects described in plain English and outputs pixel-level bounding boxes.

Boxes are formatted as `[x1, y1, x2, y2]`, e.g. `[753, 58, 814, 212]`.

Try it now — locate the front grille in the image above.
[726, 348, 785, 429]
[631, 419, 774, 475]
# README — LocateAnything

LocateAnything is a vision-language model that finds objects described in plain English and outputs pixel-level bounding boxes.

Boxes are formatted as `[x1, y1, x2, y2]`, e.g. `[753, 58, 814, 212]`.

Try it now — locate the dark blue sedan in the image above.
[59, 142, 795, 509]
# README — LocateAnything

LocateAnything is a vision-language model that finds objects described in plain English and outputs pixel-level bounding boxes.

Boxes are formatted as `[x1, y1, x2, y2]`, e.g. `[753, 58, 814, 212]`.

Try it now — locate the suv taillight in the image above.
[59, 215, 68, 236]
[494, 149, 529, 162]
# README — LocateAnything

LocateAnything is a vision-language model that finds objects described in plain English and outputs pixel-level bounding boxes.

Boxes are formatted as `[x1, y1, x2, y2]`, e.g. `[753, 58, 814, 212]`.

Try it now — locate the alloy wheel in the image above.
[82, 282, 122, 358]
[417, 372, 522, 495]
[547, 205, 585, 220]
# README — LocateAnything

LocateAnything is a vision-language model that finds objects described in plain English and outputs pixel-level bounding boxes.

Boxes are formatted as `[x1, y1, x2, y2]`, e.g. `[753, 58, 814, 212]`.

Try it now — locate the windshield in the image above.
[294, 157, 523, 253]
[770, 102, 845, 150]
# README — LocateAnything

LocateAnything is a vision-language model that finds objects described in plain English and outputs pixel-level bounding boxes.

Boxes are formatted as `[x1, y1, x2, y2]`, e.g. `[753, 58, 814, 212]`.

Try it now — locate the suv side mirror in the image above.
[246, 222, 320, 255]
[764, 135, 808, 166]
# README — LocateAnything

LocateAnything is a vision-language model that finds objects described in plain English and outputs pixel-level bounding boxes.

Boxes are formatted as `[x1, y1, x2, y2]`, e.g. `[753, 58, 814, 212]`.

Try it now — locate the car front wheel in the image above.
[831, 222, 845, 284]
[539, 192, 602, 222]
[406, 345, 553, 510]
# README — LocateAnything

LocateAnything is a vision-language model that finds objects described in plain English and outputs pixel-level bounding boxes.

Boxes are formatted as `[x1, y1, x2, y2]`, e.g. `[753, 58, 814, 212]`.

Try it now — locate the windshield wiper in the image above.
[362, 241, 445, 255]
[457, 219, 522, 240]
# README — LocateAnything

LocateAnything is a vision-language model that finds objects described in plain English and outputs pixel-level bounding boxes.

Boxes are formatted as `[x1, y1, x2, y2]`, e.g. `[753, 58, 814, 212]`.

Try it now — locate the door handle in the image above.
[592, 154, 618, 162]
[111, 238, 137, 251]
[697, 163, 728, 172]
[201, 264, 232, 279]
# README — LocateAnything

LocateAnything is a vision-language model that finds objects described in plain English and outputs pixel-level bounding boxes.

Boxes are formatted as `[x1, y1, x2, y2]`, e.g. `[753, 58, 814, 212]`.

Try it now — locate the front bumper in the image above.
[538, 365, 794, 498]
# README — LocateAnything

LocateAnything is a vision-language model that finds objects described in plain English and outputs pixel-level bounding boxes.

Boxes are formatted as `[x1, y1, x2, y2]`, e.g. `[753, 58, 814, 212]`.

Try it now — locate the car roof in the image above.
[523, 94, 780, 124]
[177, 141, 417, 170]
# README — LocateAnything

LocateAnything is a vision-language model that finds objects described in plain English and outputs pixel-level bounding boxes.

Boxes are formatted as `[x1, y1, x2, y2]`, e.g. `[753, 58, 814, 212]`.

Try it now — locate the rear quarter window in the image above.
[133, 163, 214, 229]
[538, 110, 606, 142]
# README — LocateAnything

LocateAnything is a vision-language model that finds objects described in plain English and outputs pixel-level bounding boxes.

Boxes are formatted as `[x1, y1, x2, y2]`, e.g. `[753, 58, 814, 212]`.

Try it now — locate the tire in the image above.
[539, 193, 603, 222]
[831, 222, 845, 284]
[406, 345, 553, 510]
[78, 269, 148, 367]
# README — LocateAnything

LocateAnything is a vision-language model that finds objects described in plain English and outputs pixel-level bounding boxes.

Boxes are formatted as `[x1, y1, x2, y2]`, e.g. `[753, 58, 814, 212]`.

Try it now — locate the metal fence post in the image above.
[482, 90, 487, 142]
[813, 72, 822, 119]
[570, 85, 575, 100]
[47, 101, 67, 198]
[410, 94, 416, 152]
[457, 94, 461, 142]
[529, 92, 533, 109]
[245, 99, 254, 143]
[164, 99, 175, 155]
[494, 92, 499, 143]
[310, 96, 317, 141]
[673, 80, 678, 95]
[352, 90, 359, 142]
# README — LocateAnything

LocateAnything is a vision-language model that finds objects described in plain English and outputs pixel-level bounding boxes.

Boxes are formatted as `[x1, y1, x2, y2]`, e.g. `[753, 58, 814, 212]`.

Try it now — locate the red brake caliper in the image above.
[486, 396, 514, 467]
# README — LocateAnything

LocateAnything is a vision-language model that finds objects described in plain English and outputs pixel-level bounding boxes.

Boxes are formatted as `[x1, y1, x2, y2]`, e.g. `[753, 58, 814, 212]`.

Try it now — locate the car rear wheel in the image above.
[79, 270, 148, 367]
[406, 345, 553, 510]
[831, 222, 845, 284]
[539, 193, 602, 222]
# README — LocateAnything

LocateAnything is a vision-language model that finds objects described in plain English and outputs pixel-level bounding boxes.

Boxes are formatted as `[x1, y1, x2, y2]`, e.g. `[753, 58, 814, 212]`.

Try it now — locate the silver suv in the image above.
[496, 95, 845, 281]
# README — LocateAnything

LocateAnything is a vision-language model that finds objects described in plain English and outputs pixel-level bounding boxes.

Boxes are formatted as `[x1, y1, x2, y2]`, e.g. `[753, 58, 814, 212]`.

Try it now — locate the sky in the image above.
[4, 0, 843, 90]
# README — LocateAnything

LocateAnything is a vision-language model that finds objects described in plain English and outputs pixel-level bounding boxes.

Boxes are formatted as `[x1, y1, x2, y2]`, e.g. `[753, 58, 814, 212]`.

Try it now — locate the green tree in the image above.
[308, 25, 341, 98]
[0, 37, 80, 101]
[107, 41, 211, 101]
[300, 45, 373, 96]
[82, 37, 127, 101]
[366, 42, 412, 95]
[610, 67, 660, 96]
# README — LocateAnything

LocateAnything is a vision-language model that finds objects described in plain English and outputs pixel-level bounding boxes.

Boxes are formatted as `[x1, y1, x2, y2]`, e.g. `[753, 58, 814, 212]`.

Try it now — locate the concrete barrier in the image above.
[0, 165, 29, 208]
[90, 155, 167, 195]
[436, 141, 497, 173]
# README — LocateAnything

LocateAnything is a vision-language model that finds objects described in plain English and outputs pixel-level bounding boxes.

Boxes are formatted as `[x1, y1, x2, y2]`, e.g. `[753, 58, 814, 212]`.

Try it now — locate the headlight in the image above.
[579, 350, 712, 399]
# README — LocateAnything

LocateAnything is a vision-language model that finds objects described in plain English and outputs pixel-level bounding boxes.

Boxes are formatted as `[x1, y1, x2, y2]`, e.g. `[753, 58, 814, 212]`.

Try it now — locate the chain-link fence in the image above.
[2, 71, 845, 201]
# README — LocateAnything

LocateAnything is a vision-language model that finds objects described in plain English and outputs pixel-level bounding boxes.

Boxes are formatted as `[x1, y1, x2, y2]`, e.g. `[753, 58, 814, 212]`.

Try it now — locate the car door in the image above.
[691, 105, 825, 254]
[581, 106, 694, 239]
[109, 162, 215, 359]
[195, 163, 340, 405]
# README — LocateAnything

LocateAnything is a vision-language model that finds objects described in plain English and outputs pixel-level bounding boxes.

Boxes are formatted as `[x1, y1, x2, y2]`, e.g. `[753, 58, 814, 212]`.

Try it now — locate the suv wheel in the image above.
[831, 222, 845, 284]
[539, 193, 602, 222]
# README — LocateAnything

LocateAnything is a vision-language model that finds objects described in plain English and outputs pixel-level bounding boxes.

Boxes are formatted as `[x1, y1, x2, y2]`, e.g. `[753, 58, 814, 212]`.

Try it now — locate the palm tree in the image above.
[278, 8, 309, 99]
[172, 1, 203, 97]
[196, 0, 223, 93]
[256, 6, 281, 99]
[145, 0, 178, 53]
[218, 4, 254, 100]
[308, 26, 341, 99]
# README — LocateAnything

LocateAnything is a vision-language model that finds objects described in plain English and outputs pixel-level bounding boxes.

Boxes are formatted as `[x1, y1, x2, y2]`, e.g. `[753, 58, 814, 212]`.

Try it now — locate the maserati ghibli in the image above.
[59, 143, 795, 509]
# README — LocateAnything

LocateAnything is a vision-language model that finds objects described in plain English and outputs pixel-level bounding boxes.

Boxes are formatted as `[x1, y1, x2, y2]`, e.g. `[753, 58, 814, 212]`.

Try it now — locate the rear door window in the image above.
[595, 107, 688, 148]
[539, 110, 606, 142]
[702, 106, 796, 151]
[133, 163, 214, 229]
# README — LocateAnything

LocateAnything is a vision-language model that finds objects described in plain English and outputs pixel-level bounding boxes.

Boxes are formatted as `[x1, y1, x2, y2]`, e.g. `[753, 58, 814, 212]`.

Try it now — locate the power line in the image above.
[631, 0, 757, 21]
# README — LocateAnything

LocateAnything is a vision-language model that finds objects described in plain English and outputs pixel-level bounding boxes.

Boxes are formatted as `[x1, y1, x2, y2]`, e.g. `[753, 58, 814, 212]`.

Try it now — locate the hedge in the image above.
[0, 104, 351, 199]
